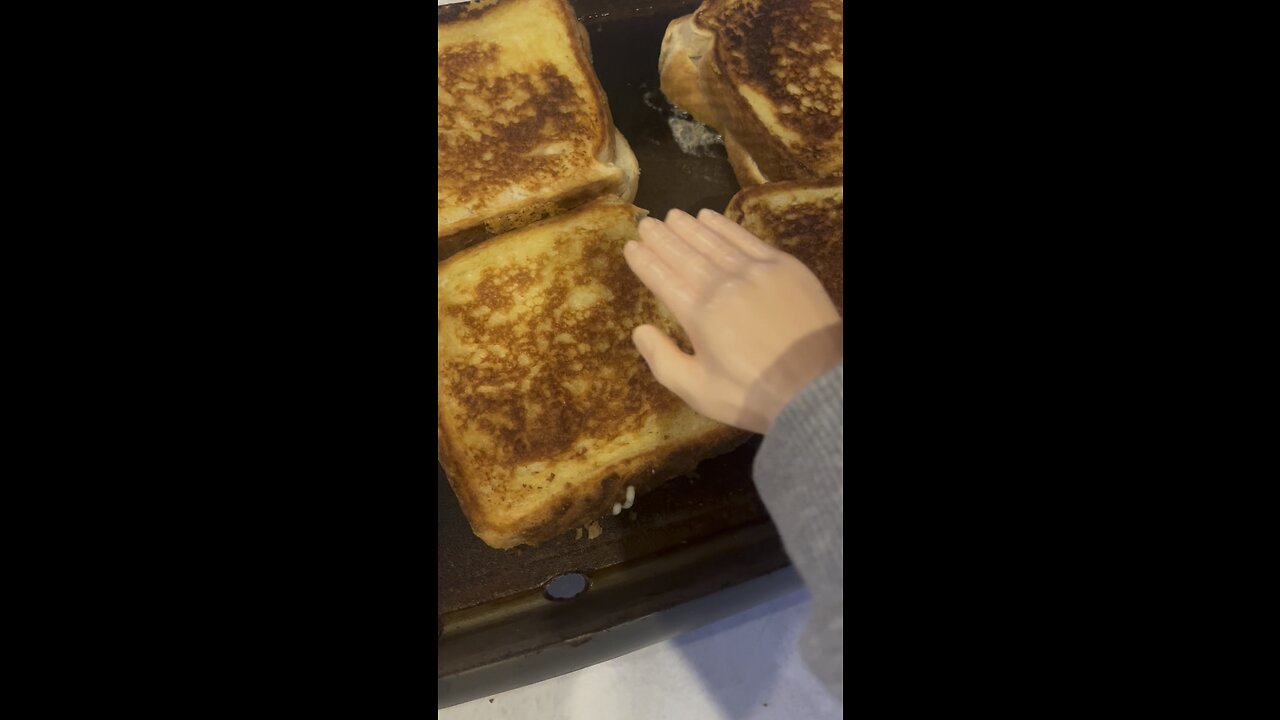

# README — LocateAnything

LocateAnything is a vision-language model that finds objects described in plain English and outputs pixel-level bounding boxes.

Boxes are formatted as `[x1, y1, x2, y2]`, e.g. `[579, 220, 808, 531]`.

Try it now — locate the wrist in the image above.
[758, 323, 842, 433]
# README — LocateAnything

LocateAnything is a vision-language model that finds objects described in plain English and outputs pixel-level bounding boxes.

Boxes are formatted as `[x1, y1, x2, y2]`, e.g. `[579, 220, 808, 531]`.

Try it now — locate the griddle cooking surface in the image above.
[585, 3, 740, 218]
[438, 437, 766, 614]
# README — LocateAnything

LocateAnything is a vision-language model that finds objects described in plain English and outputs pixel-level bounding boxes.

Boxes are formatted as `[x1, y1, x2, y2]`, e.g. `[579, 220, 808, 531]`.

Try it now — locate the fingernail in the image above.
[666, 208, 690, 222]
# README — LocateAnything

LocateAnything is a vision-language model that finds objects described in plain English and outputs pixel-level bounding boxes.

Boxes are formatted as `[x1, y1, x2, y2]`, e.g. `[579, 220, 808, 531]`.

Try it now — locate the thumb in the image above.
[633, 325, 699, 400]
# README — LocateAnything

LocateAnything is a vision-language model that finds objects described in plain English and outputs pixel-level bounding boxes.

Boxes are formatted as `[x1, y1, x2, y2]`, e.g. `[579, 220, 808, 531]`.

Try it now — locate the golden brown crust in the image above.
[437, 130, 638, 262]
[724, 178, 843, 218]
[612, 129, 640, 203]
[726, 179, 844, 313]
[703, 0, 843, 160]
[698, 57, 814, 181]
[437, 0, 627, 245]
[467, 426, 749, 549]
[439, 198, 743, 549]
[722, 130, 769, 187]
[439, 202, 671, 470]
[659, 15, 719, 122]
[437, 176, 617, 262]
[659, 0, 843, 184]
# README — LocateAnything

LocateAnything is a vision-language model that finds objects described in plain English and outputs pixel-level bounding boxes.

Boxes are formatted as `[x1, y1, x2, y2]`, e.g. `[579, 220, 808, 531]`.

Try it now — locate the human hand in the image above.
[623, 208, 842, 434]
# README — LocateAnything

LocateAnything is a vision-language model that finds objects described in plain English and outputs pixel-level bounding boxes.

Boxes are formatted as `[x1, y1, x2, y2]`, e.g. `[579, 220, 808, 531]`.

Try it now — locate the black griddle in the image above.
[438, 0, 795, 707]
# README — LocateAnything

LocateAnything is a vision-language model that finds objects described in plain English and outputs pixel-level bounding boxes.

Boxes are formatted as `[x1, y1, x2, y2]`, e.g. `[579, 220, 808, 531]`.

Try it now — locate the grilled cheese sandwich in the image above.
[438, 196, 745, 549]
[438, 0, 639, 260]
[659, 0, 844, 187]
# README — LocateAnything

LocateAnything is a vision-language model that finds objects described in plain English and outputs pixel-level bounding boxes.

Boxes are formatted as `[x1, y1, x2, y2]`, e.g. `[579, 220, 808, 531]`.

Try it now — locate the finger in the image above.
[696, 208, 778, 260]
[623, 240, 696, 313]
[664, 208, 751, 272]
[633, 324, 700, 401]
[638, 217, 721, 287]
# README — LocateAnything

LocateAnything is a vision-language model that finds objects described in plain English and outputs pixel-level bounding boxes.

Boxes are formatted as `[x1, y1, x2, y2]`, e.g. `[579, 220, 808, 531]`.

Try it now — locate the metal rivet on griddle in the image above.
[544, 572, 590, 600]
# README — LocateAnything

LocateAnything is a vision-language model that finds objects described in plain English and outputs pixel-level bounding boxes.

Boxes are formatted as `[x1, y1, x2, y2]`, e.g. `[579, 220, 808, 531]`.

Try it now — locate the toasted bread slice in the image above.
[725, 179, 843, 313]
[659, 0, 843, 187]
[438, 0, 639, 260]
[722, 130, 768, 186]
[438, 197, 746, 549]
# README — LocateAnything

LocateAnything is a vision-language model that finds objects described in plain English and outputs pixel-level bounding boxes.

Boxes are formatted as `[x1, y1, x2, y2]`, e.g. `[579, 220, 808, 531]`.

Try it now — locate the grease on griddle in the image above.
[642, 90, 724, 158]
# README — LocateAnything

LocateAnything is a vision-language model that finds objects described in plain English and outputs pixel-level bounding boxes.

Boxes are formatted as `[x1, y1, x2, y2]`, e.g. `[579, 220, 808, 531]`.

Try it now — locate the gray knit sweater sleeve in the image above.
[752, 361, 843, 702]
